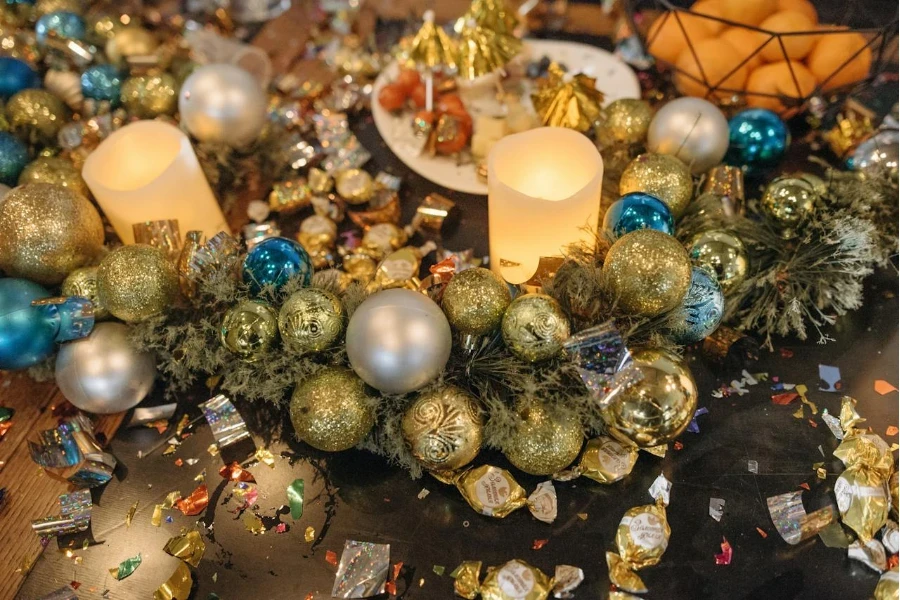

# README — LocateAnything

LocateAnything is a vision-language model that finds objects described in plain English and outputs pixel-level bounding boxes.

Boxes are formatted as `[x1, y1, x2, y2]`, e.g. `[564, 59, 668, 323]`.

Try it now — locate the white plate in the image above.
[371, 38, 641, 196]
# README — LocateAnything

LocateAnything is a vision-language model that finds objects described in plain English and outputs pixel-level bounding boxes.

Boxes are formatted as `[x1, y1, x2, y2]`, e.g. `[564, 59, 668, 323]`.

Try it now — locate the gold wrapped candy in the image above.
[874, 568, 899, 600]
[834, 465, 889, 543]
[269, 178, 312, 214]
[348, 189, 401, 230]
[456, 465, 527, 518]
[361, 223, 408, 259]
[371, 242, 436, 291]
[335, 168, 374, 205]
[580, 437, 639, 484]
[480, 559, 551, 600]
[452, 561, 482, 599]
[606, 551, 647, 594]
[531, 62, 604, 133]
[839, 396, 865, 434]
[616, 500, 671, 570]
[834, 433, 894, 480]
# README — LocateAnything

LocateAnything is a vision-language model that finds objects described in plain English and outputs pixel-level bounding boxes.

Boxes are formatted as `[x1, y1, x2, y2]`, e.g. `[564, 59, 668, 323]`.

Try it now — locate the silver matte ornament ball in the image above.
[647, 97, 729, 175]
[55, 322, 157, 414]
[346, 289, 452, 394]
[178, 64, 267, 147]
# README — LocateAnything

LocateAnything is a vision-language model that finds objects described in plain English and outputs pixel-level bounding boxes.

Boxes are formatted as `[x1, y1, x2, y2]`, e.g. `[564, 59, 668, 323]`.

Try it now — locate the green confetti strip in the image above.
[433, 565, 445, 576]
[109, 553, 142, 580]
[287, 479, 304, 520]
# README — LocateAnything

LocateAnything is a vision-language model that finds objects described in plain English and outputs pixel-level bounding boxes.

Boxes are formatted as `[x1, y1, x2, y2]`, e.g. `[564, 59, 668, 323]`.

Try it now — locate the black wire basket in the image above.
[622, 0, 899, 116]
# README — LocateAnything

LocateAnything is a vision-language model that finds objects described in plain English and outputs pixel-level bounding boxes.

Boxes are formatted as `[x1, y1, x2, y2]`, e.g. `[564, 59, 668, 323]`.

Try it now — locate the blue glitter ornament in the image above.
[724, 108, 789, 171]
[0, 278, 57, 370]
[242, 237, 312, 296]
[0, 57, 40, 100]
[0, 131, 29, 186]
[81, 64, 123, 106]
[35, 11, 86, 46]
[602, 192, 674, 240]
[668, 267, 724, 344]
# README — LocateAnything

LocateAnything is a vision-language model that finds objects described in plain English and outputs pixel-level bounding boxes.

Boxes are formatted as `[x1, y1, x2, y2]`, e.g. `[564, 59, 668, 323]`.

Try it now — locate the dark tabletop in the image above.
[18, 30, 900, 600]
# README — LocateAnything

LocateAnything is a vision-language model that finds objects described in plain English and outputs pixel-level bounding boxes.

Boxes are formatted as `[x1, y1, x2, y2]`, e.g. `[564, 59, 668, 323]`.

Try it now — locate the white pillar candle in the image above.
[487, 127, 604, 284]
[82, 120, 228, 245]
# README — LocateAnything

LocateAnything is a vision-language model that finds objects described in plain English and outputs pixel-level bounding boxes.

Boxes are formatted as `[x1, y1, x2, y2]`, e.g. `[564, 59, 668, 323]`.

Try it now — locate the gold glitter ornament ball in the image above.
[501, 293, 570, 362]
[401, 385, 483, 472]
[599, 98, 653, 145]
[0, 183, 104, 285]
[600, 348, 698, 448]
[5, 89, 70, 146]
[97, 244, 179, 322]
[278, 288, 345, 355]
[220, 299, 279, 361]
[603, 229, 691, 317]
[687, 230, 749, 294]
[105, 27, 158, 65]
[619, 153, 693, 218]
[503, 402, 583, 475]
[121, 74, 178, 118]
[290, 367, 376, 452]
[18, 156, 89, 197]
[62, 266, 109, 319]
[442, 267, 511, 339]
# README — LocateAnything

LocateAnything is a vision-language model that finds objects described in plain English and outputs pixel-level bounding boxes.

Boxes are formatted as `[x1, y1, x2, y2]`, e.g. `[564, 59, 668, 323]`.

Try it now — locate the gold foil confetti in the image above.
[125, 501, 138, 527]
[242, 513, 265, 535]
[305, 526, 316, 543]
[163, 530, 205, 567]
[153, 562, 193, 600]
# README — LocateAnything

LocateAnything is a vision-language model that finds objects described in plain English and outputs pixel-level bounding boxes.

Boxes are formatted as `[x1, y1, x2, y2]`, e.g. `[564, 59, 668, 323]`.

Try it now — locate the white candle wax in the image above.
[82, 120, 228, 245]
[487, 127, 604, 284]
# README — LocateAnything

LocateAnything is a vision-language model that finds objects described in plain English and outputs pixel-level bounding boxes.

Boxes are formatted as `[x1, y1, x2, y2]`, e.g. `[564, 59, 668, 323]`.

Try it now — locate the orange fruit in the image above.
[745, 60, 816, 115]
[720, 27, 767, 71]
[776, 0, 818, 24]
[646, 11, 714, 65]
[719, 0, 779, 26]
[688, 1, 727, 34]
[807, 29, 872, 91]
[758, 11, 818, 61]
[675, 37, 749, 99]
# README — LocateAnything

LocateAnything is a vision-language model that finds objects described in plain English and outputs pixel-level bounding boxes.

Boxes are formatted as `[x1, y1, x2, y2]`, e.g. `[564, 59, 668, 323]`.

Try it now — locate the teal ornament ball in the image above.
[0, 132, 29, 186]
[80, 64, 123, 106]
[0, 57, 41, 100]
[242, 237, 312, 296]
[725, 108, 789, 172]
[602, 192, 674, 240]
[35, 11, 86, 46]
[0, 278, 56, 370]
[668, 267, 724, 344]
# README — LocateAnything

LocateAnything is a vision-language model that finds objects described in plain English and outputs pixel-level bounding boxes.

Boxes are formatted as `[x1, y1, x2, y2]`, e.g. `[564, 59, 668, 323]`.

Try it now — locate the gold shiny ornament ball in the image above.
[687, 230, 749, 294]
[62, 266, 109, 320]
[220, 299, 279, 361]
[760, 176, 817, 238]
[121, 73, 178, 118]
[619, 153, 693, 218]
[401, 385, 483, 471]
[442, 267, 511, 338]
[501, 293, 570, 363]
[18, 156, 89, 197]
[105, 26, 158, 65]
[278, 288, 345, 355]
[0, 183, 104, 285]
[599, 98, 653, 145]
[603, 229, 692, 317]
[6, 89, 70, 146]
[601, 348, 698, 448]
[34, 0, 82, 17]
[97, 244, 179, 322]
[290, 367, 376, 452]
[503, 402, 583, 475]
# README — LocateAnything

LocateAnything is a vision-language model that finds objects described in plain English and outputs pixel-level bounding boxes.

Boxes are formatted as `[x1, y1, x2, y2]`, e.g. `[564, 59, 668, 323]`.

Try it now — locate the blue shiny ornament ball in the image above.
[602, 192, 675, 240]
[242, 237, 312, 296]
[0, 278, 58, 370]
[0, 57, 40, 100]
[81, 64, 123, 106]
[668, 267, 724, 344]
[725, 108, 790, 171]
[35, 11, 86, 46]
[0, 132, 29, 186]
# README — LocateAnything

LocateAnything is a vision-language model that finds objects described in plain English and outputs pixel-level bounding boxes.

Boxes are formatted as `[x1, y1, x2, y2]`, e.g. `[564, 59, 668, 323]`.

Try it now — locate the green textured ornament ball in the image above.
[221, 299, 279, 361]
[503, 402, 584, 475]
[97, 244, 179, 322]
[290, 367, 376, 452]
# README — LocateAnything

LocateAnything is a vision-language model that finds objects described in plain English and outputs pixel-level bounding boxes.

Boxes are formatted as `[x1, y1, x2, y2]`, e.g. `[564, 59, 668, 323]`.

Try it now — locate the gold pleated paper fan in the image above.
[531, 62, 605, 132]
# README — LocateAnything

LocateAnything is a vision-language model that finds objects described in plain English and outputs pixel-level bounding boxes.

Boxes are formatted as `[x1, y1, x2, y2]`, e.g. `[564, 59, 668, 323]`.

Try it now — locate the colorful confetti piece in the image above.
[874, 380, 898, 395]
[532, 539, 549, 550]
[288, 479, 304, 520]
[714, 538, 732, 565]
[109, 553, 141, 580]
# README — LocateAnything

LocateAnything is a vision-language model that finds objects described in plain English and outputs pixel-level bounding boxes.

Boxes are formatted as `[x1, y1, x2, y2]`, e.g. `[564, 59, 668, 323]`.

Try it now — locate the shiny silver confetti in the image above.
[748, 460, 758, 474]
[332, 540, 390, 598]
[31, 489, 92, 537]
[649, 472, 672, 506]
[28, 414, 116, 488]
[552, 565, 584, 599]
[848, 538, 887, 572]
[709, 498, 725, 522]
[201, 395, 251, 449]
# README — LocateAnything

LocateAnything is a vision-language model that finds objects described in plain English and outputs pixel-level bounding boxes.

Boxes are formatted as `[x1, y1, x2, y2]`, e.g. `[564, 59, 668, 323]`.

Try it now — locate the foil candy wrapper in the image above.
[480, 559, 552, 600]
[551, 565, 584, 599]
[767, 491, 836, 545]
[563, 320, 631, 399]
[874, 569, 899, 600]
[452, 561, 482, 599]
[269, 178, 313, 214]
[178, 232, 242, 299]
[527, 481, 557, 524]
[31, 489, 92, 538]
[335, 168, 374, 204]
[579, 437, 638, 484]
[883, 520, 899, 554]
[615, 501, 670, 570]
[606, 551, 647, 594]
[411, 193, 456, 235]
[371, 242, 437, 291]
[243, 222, 281, 249]
[133, 219, 183, 258]
[348, 189, 402, 230]
[456, 465, 528, 518]
[153, 562, 193, 600]
[28, 413, 116, 488]
[848, 538, 887, 572]
[839, 396, 865, 433]
[331, 540, 391, 598]
[835, 465, 889, 543]
[361, 223, 408, 259]
[201, 394, 251, 449]
[834, 432, 894, 480]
